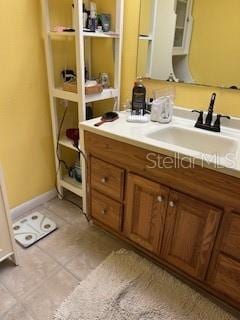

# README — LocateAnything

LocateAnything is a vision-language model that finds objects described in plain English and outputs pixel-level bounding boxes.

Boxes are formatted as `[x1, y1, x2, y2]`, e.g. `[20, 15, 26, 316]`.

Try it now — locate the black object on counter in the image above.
[94, 112, 119, 127]
[132, 79, 146, 114]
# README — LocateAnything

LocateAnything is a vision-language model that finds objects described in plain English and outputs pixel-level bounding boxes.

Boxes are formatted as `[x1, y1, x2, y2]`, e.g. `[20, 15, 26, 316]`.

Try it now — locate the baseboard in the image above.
[11, 189, 57, 221]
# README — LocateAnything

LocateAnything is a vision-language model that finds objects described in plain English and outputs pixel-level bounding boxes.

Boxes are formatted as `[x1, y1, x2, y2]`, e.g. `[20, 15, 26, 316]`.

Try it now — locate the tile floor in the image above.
[0, 196, 128, 320]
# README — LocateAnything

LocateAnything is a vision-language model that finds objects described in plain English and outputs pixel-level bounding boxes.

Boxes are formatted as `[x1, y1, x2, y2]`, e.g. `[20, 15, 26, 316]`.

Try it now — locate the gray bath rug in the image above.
[54, 249, 236, 320]
[13, 211, 57, 248]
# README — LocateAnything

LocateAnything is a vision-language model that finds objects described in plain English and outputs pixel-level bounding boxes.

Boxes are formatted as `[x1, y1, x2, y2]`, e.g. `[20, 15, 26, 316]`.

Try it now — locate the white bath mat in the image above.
[54, 249, 237, 320]
[13, 212, 57, 248]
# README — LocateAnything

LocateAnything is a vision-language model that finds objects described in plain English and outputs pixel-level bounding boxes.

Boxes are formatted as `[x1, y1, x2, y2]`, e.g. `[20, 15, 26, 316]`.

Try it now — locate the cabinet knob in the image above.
[101, 177, 108, 184]
[101, 209, 107, 215]
[169, 201, 175, 208]
[157, 196, 164, 203]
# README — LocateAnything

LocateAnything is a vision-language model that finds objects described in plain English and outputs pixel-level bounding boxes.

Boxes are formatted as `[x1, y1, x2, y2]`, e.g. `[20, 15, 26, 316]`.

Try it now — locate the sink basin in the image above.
[147, 126, 238, 156]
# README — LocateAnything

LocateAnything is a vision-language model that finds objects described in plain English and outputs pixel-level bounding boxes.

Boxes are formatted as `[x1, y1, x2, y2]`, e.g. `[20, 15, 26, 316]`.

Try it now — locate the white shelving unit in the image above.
[41, 0, 124, 202]
[0, 166, 18, 265]
[173, 0, 193, 55]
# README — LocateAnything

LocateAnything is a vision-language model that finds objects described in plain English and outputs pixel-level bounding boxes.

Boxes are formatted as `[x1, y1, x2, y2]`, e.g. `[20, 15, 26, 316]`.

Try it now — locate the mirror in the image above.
[137, 0, 240, 90]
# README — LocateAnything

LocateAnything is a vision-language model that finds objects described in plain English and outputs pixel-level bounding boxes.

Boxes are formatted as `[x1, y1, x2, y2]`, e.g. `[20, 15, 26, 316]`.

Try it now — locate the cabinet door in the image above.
[124, 174, 169, 254]
[221, 211, 240, 260]
[174, 0, 189, 48]
[161, 191, 221, 280]
[208, 254, 240, 305]
[207, 211, 240, 305]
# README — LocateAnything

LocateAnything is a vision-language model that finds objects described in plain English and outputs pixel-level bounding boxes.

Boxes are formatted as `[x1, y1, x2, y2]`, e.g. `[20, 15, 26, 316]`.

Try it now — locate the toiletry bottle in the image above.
[82, 3, 88, 29]
[146, 97, 153, 113]
[132, 79, 146, 114]
[87, 2, 98, 31]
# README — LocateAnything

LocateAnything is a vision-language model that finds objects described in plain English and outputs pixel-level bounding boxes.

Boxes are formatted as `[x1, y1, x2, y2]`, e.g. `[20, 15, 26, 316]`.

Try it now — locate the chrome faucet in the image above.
[192, 93, 230, 132]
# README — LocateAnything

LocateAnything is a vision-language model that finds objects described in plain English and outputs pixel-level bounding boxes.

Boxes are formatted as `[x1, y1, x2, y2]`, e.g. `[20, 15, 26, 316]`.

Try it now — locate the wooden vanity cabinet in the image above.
[85, 132, 240, 311]
[221, 211, 240, 260]
[124, 174, 169, 254]
[90, 157, 125, 202]
[207, 211, 240, 305]
[161, 191, 221, 280]
[124, 175, 221, 280]
[91, 190, 123, 233]
[89, 156, 124, 232]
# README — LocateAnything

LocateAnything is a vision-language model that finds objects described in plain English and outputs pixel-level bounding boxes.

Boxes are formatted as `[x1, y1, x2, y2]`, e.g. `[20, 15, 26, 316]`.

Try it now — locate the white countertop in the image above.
[80, 108, 240, 179]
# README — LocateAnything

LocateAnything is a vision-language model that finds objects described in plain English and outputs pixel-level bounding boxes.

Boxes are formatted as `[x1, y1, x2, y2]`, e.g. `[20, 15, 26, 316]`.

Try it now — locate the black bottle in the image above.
[132, 79, 146, 114]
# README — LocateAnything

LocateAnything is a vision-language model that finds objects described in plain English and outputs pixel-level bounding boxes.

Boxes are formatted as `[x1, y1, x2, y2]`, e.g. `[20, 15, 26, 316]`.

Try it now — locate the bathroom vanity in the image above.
[80, 111, 240, 312]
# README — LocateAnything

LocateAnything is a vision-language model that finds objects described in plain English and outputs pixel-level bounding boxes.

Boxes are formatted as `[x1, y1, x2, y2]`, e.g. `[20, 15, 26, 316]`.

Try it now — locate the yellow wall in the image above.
[1, 0, 240, 209]
[139, 0, 153, 35]
[137, 41, 149, 78]
[0, 1, 55, 208]
[189, 0, 240, 88]
[121, 0, 240, 117]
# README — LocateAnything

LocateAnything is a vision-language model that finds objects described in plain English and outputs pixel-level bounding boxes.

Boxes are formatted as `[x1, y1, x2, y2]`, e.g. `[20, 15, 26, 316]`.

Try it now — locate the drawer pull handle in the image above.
[101, 177, 108, 184]
[169, 201, 175, 208]
[101, 209, 107, 215]
[157, 196, 164, 203]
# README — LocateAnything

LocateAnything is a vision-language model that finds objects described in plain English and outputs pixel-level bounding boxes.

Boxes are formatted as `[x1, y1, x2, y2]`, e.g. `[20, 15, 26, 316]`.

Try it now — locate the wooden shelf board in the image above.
[83, 32, 119, 38]
[48, 31, 119, 39]
[52, 88, 79, 102]
[48, 31, 75, 37]
[59, 136, 79, 151]
[139, 36, 152, 41]
[52, 87, 119, 103]
[85, 88, 119, 103]
[60, 175, 83, 197]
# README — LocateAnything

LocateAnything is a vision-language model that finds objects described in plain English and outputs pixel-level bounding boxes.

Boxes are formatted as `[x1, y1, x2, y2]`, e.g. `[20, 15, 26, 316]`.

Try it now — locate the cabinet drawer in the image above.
[208, 254, 240, 304]
[91, 190, 122, 232]
[221, 212, 240, 260]
[90, 157, 124, 201]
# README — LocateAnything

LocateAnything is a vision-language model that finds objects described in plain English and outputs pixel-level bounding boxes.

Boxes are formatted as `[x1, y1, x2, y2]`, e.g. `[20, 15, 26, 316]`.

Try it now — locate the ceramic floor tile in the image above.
[1, 195, 129, 318]
[44, 198, 88, 228]
[64, 247, 106, 280]
[65, 229, 127, 280]
[37, 223, 85, 266]
[0, 245, 59, 299]
[3, 303, 34, 320]
[0, 283, 17, 318]
[23, 268, 79, 320]
[38, 207, 67, 228]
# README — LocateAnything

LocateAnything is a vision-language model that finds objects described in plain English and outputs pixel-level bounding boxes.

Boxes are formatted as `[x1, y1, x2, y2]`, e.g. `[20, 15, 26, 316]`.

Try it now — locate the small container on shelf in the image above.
[85, 80, 103, 95]
[63, 80, 77, 93]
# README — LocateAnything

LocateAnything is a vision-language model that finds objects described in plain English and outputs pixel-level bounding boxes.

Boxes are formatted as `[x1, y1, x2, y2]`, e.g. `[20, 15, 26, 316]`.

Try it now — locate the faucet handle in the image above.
[213, 114, 231, 132]
[192, 110, 204, 125]
[218, 114, 231, 120]
[192, 110, 202, 113]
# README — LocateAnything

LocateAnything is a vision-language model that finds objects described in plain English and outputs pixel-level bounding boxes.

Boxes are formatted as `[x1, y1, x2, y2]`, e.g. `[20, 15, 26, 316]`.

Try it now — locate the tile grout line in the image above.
[35, 239, 85, 282]
[0, 275, 37, 320]
[0, 199, 90, 319]
[2, 301, 36, 320]
[0, 257, 61, 304]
